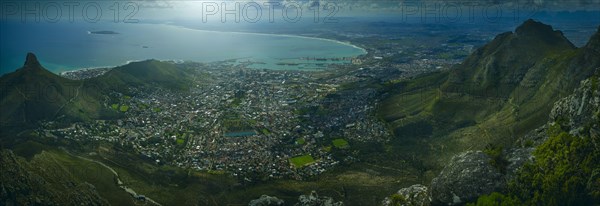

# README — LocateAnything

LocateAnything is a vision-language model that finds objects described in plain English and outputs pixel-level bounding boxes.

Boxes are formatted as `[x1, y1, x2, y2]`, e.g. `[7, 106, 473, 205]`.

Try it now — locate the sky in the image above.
[1, 0, 599, 24]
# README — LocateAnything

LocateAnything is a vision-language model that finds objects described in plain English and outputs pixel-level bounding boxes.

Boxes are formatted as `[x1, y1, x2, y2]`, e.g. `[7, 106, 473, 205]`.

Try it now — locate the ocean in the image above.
[0, 21, 366, 75]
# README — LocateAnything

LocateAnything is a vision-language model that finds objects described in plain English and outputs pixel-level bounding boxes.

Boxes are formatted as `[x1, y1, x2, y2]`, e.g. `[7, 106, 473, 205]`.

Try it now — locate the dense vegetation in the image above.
[469, 124, 600, 205]
[482, 144, 509, 175]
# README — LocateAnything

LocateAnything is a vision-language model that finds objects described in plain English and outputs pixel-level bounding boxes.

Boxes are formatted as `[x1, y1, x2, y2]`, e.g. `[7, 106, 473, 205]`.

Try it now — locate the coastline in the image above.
[168, 24, 369, 55]
[58, 24, 367, 75]
[58, 59, 169, 75]
[4, 23, 367, 75]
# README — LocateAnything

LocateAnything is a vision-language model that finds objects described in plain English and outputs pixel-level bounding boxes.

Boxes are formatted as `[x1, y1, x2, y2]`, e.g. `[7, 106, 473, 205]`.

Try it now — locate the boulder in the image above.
[295, 191, 343, 206]
[248, 195, 284, 206]
[504, 148, 534, 180]
[430, 151, 504, 205]
[382, 184, 430, 206]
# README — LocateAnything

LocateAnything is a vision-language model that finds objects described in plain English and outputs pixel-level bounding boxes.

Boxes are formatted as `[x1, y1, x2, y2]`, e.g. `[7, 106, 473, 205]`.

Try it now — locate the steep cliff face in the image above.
[550, 69, 600, 138]
[427, 70, 600, 205]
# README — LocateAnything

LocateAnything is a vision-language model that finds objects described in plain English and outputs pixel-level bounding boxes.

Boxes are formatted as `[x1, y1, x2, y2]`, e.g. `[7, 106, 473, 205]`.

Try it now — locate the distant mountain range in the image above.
[379, 19, 600, 152]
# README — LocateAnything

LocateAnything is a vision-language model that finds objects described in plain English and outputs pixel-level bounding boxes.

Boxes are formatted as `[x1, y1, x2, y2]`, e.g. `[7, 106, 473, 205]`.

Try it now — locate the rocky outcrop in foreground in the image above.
[248, 195, 284, 206]
[429, 151, 504, 205]
[295, 191, 343, 206]
[428, 148, 535, 205]
[382, 184, 430, 206]
[429, 70, 600, 205]
[248, 191, 343, 206]
[550, 72, 600, 137]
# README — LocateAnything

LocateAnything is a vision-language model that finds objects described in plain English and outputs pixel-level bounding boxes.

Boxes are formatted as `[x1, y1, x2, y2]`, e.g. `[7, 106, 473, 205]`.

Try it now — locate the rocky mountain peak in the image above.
[584, 26, 600, 53]
[514, 19, 575, 48]
[23, 52, 41, 69]
[515, 19, 554, 35]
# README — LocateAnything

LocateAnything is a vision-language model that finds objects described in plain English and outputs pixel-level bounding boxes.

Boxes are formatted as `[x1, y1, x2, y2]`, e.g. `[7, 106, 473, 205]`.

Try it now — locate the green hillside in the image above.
[0, 148, 132, 205]
[0, 55, 194, 138]
[93, 59, 194, 91]
[470, 67, 600, 206]
[378, 20, 600, 166]
[0, 53, 114, 134]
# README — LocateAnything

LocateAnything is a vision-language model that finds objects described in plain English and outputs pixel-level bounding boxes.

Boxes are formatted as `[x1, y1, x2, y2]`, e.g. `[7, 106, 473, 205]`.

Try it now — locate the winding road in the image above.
[64, 150, 163, 206]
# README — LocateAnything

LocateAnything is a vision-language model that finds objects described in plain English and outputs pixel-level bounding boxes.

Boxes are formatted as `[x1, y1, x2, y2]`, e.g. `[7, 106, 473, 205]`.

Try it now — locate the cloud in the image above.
[111, 0, 600, 21]
[138, 0, 175, 9]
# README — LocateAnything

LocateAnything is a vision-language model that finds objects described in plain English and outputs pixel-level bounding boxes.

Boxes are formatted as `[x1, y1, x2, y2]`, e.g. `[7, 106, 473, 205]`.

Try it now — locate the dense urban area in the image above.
[44, 32, 472, 181]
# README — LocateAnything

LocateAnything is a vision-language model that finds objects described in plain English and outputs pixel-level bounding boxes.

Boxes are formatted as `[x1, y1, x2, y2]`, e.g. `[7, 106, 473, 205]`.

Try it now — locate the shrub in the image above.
[389, 193, 407, 206]
[467, 192, 521, 206]
[472, 126, 600, 205]
[483, 144, 509, 174]
[510, 129, 599, 205]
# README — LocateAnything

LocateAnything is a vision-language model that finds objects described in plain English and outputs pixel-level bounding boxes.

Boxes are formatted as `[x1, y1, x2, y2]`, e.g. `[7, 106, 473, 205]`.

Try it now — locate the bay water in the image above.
[0, 21, 366, 75]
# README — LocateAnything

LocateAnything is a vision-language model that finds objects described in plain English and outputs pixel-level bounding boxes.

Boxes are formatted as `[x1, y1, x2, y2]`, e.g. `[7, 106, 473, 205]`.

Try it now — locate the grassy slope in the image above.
[0, 54, 119, 136]
[93, 60, 193, 92]
[378, 22, 599, 170]
[82, 145, 410, 205]
[31, 151, 134, 205]
[4, 144, 134, 205]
